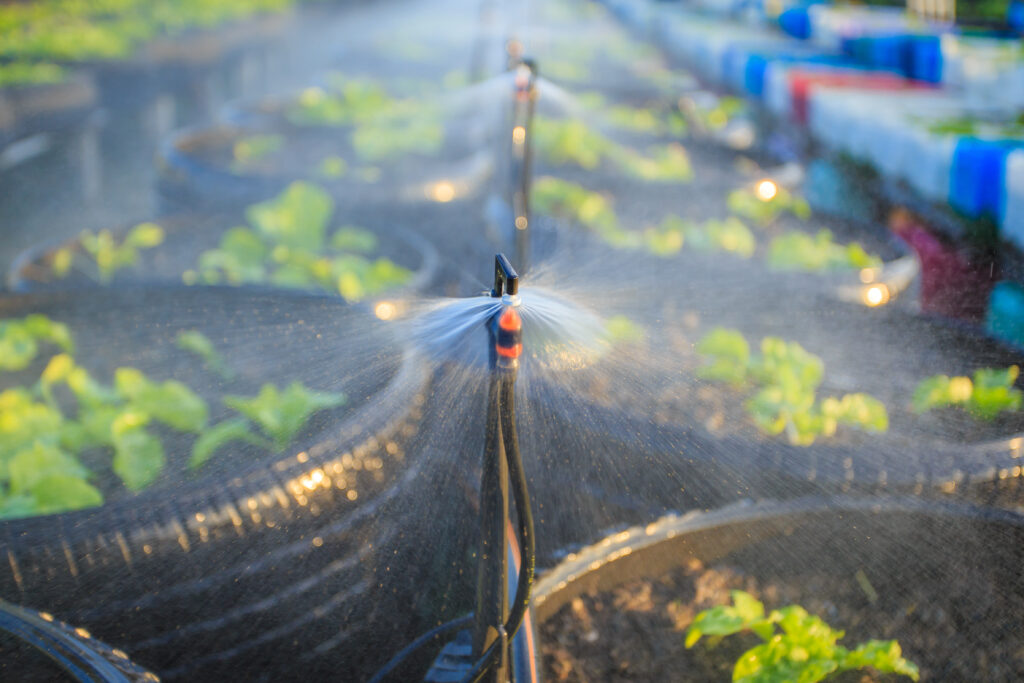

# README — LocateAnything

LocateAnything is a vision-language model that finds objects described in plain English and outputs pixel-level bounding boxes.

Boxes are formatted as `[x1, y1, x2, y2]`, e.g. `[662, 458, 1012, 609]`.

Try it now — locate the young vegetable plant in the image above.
[913, 366, 1022, 420]
[532, 176, 634, 248]
[534, 117, 693, 181]
[645, 216, 756, 258]
[767, 230, 881, 272]
[727, 185, 811, 226]
[0, 315, 212, 518]
[686, 591, 919, 682]
[51, 223, 165, 284]
[190, 382, 346, 468]
[186, 181, 412, 301]
[231, 134, 284, 172]
[697, 328, 888, 445]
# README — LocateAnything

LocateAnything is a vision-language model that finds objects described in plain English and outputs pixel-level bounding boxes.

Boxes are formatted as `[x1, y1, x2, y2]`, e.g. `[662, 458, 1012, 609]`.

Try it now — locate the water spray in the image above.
[370, 254, 536, 683]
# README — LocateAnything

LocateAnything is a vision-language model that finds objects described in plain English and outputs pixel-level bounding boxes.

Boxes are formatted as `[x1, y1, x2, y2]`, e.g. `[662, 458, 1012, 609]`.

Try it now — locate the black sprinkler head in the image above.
[491, 253, 519, 298]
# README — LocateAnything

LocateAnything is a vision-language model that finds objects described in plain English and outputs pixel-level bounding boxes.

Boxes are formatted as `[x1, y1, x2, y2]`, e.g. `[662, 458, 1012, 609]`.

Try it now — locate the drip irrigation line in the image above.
[366, 614, 474, 683]
[463, 377, 535, 683]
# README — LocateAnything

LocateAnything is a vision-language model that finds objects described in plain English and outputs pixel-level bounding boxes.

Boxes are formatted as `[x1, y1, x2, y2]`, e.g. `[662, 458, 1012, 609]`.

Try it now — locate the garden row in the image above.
[600, 0, 1024, 345]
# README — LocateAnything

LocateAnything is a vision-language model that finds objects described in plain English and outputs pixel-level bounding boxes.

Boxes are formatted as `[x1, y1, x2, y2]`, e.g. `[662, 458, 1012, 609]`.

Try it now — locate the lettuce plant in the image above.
[188, 181, 412, 301]
[646, 216, 755, 258]
[0, 316, 210, 517]
[728, 186, 811, 226]
[51, 223, 164, 284]
[231, 133, 284, 172]
[191, 382, 346, 467]
[534, 117, 693, 181]
[913, 366, 1022, 420]
[767, 230, 881, 272]
[697, 328, 888, 445]
[687, 591, 919, 682]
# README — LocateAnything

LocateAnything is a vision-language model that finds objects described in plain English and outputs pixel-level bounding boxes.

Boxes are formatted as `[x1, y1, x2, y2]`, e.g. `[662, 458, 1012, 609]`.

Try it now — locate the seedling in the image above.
[697, 328, 888, 445]
[0, 316, 211, 516]
[231, 134, 284, 172]
[0, 61, 66, 87]
[686, 591, 919, 682]
[287, 80, 394, 127]
[728, 186, 811, 226]
[534, 117, 693, 181]
[192, 382, 347, 467]
[646, 216, 755, 258]
[767, 230, 881, 272]
[532, 176, 631, 246]
[176, 330, 235, 381]
[51, 223, 164, 284]
[188, 181, 411, 301]
[913, 366, 1022, 420]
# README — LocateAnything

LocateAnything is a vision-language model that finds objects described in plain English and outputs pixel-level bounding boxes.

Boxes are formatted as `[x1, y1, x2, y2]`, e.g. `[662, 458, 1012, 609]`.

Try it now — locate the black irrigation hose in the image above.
[366, 614, 474, 683]
[463, 377, 535, 683]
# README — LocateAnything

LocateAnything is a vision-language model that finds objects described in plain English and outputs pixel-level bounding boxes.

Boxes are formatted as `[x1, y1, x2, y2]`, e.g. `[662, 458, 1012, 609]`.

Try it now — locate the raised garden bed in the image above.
[534, 496, 1024, 681]
[6, 191, 440, 306]
[0, 286, 430, 680]
[155, 117, 494, 212]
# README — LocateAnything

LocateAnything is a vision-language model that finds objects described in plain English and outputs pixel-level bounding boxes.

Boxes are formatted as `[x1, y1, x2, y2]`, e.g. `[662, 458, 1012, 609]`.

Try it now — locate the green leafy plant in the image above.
[231, 133, 284, 172]
[534, 117, 692, 181]
[0, 61, 65, 88]
[691, 95, 747, 132]
[532, 176, 635, 248]
[187, 181, 411, 301]
[192, 382, 346, 468]
[686, 591, 919, 682]
[176, 330, 235, 381]
[728, 186, 811, 226]
[913, 366, 1022, 420]
[51, 223, 164, 284]
[351, 115, 444, 162]
[646, 216, 756, 258]
[0, 314, 73, 371]
[767, 230, 881, 271]
[286, 81, 393, 127]
[697, 329, 888, 445]
[0, 316, 215, 517]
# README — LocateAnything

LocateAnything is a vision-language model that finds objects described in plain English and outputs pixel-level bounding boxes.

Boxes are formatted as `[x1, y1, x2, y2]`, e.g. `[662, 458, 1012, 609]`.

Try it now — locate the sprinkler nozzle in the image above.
[494, 307, 523, 364]
[491, 253, 519, 298]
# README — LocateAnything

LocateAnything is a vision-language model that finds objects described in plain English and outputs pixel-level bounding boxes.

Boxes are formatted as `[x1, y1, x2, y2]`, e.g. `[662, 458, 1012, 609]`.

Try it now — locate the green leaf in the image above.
[8, 442, 89, 495]
[111, 412, 165, 491]
[696, 328, 749, 385]
[224, 382, 346, 451]
[115, 367, 208, 432]
[331, 226, 378, 253]
[246, 181, 335, 252]
[824, 393, 889, 433]
[0, 389, 65, 463]
[604, 315, 644, 344]
[176, 330, 234, 380]
[190, 417, 265, 469]
[731, 590, 765, 623]
[912, 374, 971, 413]
[124, 222, 164, 249]
[842, 640, 920, 681]
[685, 605, 747, 648]
[0, 321, 38, 371]
[22, 315, 74, 353]
[969, 366, 1022, 420]
[26, 474, 103, 516]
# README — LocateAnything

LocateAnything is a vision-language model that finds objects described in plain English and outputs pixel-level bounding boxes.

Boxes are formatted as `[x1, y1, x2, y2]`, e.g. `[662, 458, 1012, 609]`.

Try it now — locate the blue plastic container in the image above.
[949, 138, 1024, 220]
[986, 281, 1024, 348]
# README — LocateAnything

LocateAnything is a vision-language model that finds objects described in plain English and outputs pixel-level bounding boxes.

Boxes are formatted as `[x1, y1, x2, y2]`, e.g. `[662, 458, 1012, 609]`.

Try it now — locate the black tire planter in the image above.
[527, 288, 1024, 513]
[69, 12, 293, 110]
[0, 73, 97, 151]
[155, 121, 495, 213]
[530, 496, 1024, 680]
[5, 209, 441, 304]
[0, 286, 431, 680]
[0, 599, 157, 681]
